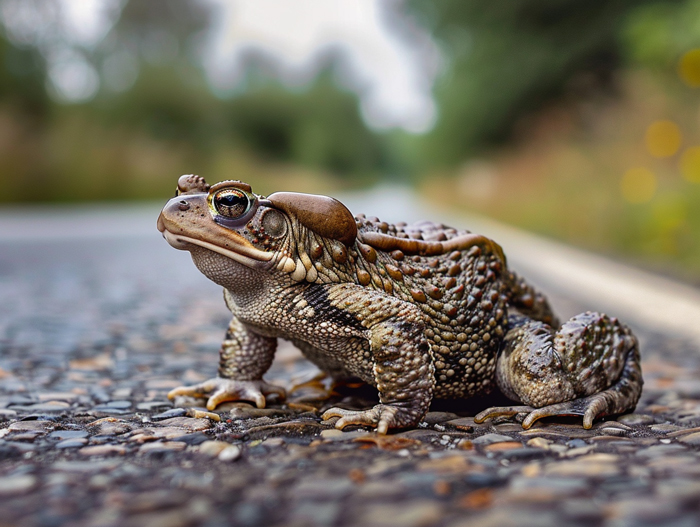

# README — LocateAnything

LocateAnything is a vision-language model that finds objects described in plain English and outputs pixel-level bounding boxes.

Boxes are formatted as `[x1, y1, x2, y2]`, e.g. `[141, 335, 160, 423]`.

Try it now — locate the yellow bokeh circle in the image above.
[680, 146, 700, 183]
[621, 167, 657, 204]
[645, 120, 682, 158]
[679, 49, 700, 87]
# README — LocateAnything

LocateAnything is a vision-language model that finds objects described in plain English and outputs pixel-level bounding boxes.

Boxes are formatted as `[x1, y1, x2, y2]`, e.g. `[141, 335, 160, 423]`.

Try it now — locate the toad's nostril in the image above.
[178, 201, 190, 211]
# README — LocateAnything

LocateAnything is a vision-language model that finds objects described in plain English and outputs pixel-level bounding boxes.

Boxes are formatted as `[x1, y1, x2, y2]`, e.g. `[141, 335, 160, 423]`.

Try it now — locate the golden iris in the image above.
[213, 189, 250, 218]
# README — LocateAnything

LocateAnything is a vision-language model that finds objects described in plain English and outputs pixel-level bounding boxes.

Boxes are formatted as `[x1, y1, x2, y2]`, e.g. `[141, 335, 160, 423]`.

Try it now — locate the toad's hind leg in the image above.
[475, 312, 642, 429]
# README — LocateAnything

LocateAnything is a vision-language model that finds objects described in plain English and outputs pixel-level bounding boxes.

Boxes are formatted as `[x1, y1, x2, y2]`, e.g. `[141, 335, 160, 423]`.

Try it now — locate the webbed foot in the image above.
[167, 378, 286, 411]
[474, 392, 618, 429]
[322, 405, 403, 435]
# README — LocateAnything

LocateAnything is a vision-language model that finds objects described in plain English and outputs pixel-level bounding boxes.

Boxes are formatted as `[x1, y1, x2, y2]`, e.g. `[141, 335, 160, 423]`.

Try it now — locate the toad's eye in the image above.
[213, 189, 250, 218]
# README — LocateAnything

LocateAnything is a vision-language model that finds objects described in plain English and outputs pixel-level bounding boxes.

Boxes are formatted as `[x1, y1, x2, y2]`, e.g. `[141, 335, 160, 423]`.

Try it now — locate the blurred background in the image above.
[1, 0, 699, 281]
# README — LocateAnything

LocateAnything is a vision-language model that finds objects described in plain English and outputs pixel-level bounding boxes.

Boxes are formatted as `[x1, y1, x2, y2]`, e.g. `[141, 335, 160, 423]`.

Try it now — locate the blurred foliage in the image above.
[0, 35, 47, 117]
[0, 0, 391, 202]
[405, 0, 683, 168]
[419, 0, 700, 278]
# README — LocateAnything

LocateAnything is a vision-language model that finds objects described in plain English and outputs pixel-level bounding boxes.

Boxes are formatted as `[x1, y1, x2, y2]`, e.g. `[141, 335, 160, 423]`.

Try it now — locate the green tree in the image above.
[408, 0, 682, 168]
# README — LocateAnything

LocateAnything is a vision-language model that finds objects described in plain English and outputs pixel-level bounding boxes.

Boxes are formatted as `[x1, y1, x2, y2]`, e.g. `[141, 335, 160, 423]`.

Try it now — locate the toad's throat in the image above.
[161, 230, 273, 268]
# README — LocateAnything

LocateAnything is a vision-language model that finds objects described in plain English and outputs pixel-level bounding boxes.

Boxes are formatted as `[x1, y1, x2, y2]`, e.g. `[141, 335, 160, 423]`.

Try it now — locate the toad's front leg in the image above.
[320, 286, 435, 434]
[168, 315, 285, 410]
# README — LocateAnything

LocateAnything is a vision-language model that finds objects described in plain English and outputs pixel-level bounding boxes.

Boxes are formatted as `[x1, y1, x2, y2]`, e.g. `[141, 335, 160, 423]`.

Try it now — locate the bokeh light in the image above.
[680, 146, 700, 183]
[645, 120, 682, 158]
[679, 48, 700, 87]
[621, 167, 657, 203]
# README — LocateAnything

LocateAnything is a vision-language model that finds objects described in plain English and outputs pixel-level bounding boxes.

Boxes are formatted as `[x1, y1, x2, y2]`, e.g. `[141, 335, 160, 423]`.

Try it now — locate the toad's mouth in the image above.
[160, 229, 273, 269]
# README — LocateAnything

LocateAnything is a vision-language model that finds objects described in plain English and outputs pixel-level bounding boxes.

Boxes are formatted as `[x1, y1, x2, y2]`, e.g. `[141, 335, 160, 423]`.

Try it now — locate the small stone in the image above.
[598, 427, 628, 437]
[90, 405, 131, 415]
[218, 445, 241, 462]
[0, 475, 37, 495]
[519, 424, 595, 439]
[526, 437, 551, 449]
[9, 432, 41, 441]
[590, 435, 627, 442]
[422, 412, 460, 425]
[543, 453, 620, 477]
[564, 446, 595, 457]
[79, 445, 127, 456]
[11, 401, 70, 413]
[152, 408, 188, 420]
[155, 417, 212, 431]
[139, 441, 186, 453]
[354, 435, 422, 451]
[493, 423, 525, 433]
[287, 402, 318, 413]
[651, 424, 682, 433]
[318, 429, 370, 442]
[416, 455, 471, 474]
[49, 430, 88, 440]
[446, 417, 477, 431]
[175, 432, 210, 446]
[136, 401, 173, 411]
[456, 438, 473, 450]
[51, 460, 119, 472]
[55, 438, 88, 449]
[37, 392, 78, 402]
[472, 433, 513, 445]
[484, 441, 524, 452]
[593, 420, 631, 431]
[667, 426, 700, 438]
[519, 429, 572, 439]
[617, 413, 655, 425]
[677, 432, 700, 445]
[320, 429, 344, 439]
[198, 440, 233, 457]
[86, 417, 132, 436]
[104, 400, 132, 409]
[8, 420, 53, 432]
[129, 426, 194, 442]
[185, 408, 220, 421]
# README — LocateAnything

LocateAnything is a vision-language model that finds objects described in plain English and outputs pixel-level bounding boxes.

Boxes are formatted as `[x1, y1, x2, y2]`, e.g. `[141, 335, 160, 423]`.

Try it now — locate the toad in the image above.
[157, 175, 642, 434]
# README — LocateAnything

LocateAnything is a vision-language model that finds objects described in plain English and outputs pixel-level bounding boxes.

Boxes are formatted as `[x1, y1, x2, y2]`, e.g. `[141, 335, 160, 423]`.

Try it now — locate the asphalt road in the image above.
[1, 188, 700, 527]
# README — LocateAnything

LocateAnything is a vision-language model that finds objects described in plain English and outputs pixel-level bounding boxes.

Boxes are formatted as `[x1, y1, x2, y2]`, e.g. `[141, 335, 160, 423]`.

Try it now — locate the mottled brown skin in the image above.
[158, 175, 643, 434]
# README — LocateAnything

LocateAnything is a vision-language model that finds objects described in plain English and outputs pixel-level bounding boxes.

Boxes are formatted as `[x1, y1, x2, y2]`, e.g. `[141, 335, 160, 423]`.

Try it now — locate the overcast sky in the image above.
[2, 0, 441, 133]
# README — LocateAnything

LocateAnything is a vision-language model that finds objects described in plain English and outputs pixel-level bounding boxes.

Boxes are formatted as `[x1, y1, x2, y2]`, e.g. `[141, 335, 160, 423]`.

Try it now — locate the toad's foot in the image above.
[322, 405, 406, 435]
[474, 391, 625, 429]
[167, 378, 286, 411]
[474, 390, 636, 429]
